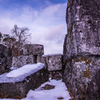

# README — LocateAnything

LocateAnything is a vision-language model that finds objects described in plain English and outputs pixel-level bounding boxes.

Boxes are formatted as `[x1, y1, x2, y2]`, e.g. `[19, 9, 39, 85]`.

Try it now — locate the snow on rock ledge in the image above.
[6, 63, 44, 78]
[41, 54, 63, 71]
[0, 63, 49, 99]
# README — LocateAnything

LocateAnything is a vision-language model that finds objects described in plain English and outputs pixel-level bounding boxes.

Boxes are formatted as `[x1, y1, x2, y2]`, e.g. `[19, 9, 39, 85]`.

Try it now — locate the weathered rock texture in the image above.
[41, 54, 63, 80]
[12, 55, 34, 68]
[12, 44, 44, 68]
[63, 55, 100, 99]
[64, 0, 100, 60]
[0, 64, 48, 99]
[41, 54, 63, 71]
[63, 0, 100, 100]
[0, 65, 6, 75]
[23, 44, 44, 56]
[0, 44, 12, 74]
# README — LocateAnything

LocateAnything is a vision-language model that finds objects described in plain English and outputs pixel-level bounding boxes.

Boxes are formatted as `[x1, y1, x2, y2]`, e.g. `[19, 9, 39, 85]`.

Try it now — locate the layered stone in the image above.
[41, 54, 63, 71]
[63, 0, 100, 99]
[12, 44, 44, 68]
[0, 64, 49, 99]
[0, 65, 6, 75]
[0, 44, 12, 74]
[63, 56, 100, 99]
[23, 44, 44, 56]
[12, 55, 34, 68]
[64, 0, 100, 60]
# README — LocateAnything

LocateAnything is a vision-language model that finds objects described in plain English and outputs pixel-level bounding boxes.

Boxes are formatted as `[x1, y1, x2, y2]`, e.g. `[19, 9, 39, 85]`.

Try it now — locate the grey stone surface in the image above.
[64, 0, 100, 60]
[49, 71, 62, 80]
[63, 0, 100, 99]
[23, 44, 44, 56]
[12, 55, 34, 68]
[41, 54, 63, 71]
[63, 56, 100, 100]
[12, 44, 44, 68]
[0, 65, 5, 75]
[0, 64, 49, 98]
[0, 44, 12, 73]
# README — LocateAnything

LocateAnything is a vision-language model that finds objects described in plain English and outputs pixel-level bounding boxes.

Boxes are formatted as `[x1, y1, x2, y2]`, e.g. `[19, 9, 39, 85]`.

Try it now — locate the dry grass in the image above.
[57, 97, 64, 100]
[41, 84, 55, 90]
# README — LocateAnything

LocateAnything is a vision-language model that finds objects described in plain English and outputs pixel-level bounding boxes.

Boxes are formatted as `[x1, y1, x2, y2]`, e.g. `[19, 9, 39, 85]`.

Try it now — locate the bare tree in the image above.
[12, 25, 30, 44]
[0, 25, 31, 56]
[11, 25, 31, 55]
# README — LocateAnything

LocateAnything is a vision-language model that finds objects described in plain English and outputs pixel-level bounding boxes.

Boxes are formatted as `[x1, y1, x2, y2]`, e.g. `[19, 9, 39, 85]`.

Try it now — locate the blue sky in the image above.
[0, 0, 67, 54]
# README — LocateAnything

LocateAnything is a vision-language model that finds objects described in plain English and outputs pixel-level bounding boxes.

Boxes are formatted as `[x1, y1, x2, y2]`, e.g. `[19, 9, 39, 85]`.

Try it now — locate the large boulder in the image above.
[0, 63, 49, 99]
[0, 44, 12, 74]
[64, 0, 100, 60]
[63, 56, 100, 99]
[23, 44, 44, 56]
[63, 0, 100, 99]
[12, 55, 34, 68]
[41, 54, 63, 71]
[12, 44, 44, 68]
[41, 54, 63, 80]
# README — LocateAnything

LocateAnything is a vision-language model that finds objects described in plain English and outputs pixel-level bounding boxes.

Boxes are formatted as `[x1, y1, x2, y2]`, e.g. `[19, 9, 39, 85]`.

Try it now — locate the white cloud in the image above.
[0, 3, 67, 54]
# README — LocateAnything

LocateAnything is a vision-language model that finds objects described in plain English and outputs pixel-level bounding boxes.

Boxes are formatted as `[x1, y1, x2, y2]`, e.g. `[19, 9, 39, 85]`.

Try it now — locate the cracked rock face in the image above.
[41, 54, 63, 71]
[12, 44, 44, 68]
[23, 44, 44, 56]
[12, 55, 34, 68]
[0, 44, 12, 74]
[63, 0, 100, 99]
[0, 65, 49, 99]
[64, 0, 100, 60]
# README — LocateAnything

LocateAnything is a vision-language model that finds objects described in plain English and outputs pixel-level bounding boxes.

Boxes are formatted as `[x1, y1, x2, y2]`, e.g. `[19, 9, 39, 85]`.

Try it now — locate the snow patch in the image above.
[0, 79, 71, 100]
[6, 63, 44, 78]
[22, 79, 71, 100]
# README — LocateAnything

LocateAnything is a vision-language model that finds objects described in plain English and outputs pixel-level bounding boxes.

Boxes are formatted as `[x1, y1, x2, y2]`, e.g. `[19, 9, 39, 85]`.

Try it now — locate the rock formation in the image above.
[42, 54, 63, 71]
[12, 44, 44, 68]
[63, 0, 100, 99]
[41, 54, 63, 80]
[0, 44, 12, 74]
[0, 63, 48, 99]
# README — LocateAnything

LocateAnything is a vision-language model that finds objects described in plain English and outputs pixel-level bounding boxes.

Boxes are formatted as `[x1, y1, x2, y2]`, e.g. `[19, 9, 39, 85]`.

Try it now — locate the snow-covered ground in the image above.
[0, 62, 71, 100]
[0, 79, 71, 100]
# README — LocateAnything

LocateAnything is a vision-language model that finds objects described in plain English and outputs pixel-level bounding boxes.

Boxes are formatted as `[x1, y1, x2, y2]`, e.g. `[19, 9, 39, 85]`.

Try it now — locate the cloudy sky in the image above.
[0, 0, 67, 55]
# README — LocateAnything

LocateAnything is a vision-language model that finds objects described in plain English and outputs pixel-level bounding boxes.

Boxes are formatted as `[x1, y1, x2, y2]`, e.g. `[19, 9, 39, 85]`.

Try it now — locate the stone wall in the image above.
[63, 55, 100, 99]
[12, 55, 34, 68]
[41, 54, 63, 80]
[63, 0, 100, 100]
[12, 44, 44, 68]
[41, 54, 63, 71]
[23, 44, 44, 56]
[0, 44, 12, 74]
[64, 0, 100, 60]
[0, 64, 49, 99]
